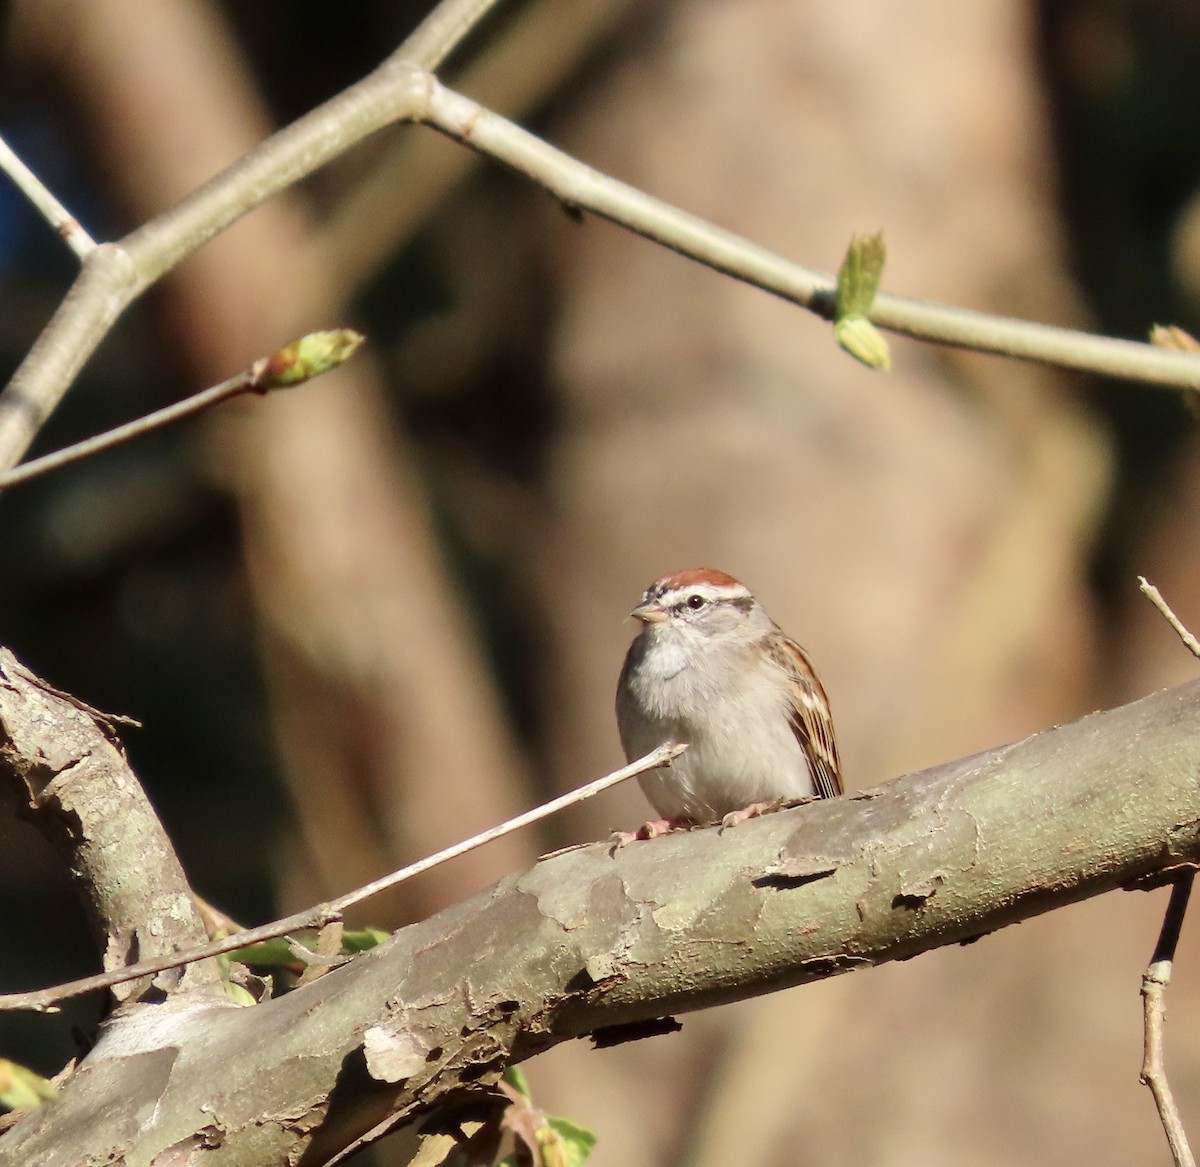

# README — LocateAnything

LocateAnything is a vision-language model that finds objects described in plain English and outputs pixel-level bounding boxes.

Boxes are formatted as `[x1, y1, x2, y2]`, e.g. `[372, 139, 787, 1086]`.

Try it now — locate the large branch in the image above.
[0, 649, 222, 1006]
[3, 678, 1199, 1165]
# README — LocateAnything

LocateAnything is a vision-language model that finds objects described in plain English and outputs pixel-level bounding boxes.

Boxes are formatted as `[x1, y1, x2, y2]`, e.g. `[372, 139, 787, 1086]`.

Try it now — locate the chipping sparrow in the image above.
[616, 567, 842, 830]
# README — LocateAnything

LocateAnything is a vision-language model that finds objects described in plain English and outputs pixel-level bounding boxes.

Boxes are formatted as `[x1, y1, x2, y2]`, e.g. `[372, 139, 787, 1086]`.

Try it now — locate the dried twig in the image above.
[1141, 876, 1196, 1167]
[0, 743, 683, 1013]
[1137, 575, 1199, 1167]
[1139, 577, 1200, 661]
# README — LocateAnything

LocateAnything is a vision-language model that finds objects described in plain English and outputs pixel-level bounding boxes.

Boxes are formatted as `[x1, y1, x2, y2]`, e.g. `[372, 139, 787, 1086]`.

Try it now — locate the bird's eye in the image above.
[686, 594, 706, 610]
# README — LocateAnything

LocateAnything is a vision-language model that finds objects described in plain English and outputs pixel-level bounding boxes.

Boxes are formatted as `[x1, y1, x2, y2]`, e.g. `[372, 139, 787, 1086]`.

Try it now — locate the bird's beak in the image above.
[630, 600, 667, 624]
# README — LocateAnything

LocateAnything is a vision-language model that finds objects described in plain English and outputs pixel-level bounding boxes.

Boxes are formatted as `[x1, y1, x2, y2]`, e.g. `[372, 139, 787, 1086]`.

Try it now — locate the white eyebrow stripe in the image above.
[660, 582, 751, 604]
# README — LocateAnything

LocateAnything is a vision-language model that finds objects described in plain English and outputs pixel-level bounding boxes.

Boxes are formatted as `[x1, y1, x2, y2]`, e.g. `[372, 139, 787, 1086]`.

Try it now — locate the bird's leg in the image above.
[719, 799, 789, 830]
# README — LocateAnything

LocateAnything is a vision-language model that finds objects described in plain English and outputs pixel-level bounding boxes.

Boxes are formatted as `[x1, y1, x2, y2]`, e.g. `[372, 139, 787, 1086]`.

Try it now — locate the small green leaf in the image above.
[257, 328, 366, 390]
[544, 1116, 598, 1167]
[341, 927, 388, 953]
[222, 981, 259, 1007]
[836, 232, 886, 318]
[833, 233, 891, 369]
[227, 938, 297, 967]
[230, 926, 388, 969]
[0, 1058, 58, 1112]
[834, 315, 891, 370]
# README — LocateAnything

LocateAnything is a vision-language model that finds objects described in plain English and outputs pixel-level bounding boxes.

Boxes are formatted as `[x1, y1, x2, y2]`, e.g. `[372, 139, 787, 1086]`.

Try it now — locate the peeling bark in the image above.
[3, 678, 1200, 1164]
[0, 649, 222, 1005]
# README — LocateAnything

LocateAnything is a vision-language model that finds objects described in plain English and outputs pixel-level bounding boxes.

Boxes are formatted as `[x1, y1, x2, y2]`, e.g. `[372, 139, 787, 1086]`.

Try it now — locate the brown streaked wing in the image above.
[768, 635, 843, 799]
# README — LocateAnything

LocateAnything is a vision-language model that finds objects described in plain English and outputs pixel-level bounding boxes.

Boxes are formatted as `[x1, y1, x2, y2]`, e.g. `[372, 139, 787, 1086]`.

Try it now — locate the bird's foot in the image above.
[719, 799, 788, 831]
[608, 818, 685, 849]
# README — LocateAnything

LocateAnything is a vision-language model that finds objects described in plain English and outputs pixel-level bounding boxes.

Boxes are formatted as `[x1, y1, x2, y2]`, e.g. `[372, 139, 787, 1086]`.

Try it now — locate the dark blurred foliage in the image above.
[0, 0, 439, 1076]
[0, 0, 1198, 1090]
[1038, 0, 1200, 596]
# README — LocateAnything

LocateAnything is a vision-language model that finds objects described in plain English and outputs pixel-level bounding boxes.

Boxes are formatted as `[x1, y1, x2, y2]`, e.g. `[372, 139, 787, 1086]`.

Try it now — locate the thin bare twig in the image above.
[1141, 875, 1196, 1167]
[0, 132, 96, 258]
[0, 0, 500, 470]
[1135, 576, 1199, 1166]
[416, 78, 1200, 391]
[0, 369, 252, 491]
[8, 45, 1200, 472]
[330, 743, 681, 914]
[390, 0, 506, 71]
[0, 329, 364, 492]
[0, 743, 683, 1013]
[322, 0, 638, 295]
[1139, 577, 1200, 661]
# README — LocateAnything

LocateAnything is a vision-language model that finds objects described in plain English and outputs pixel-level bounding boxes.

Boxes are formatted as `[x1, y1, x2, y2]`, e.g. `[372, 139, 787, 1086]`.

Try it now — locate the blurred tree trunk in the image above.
[521, 3, 1135, 1166]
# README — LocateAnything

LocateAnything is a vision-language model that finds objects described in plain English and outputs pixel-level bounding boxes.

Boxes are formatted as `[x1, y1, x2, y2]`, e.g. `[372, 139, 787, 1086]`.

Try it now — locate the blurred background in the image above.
[3, 0, 1200, 1163]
